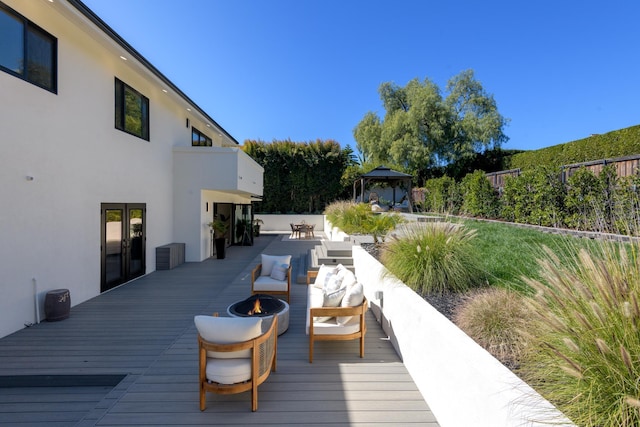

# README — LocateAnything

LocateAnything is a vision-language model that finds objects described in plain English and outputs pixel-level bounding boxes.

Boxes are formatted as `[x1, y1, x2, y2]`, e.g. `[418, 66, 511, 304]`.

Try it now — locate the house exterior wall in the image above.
[0, 0, 262, 338]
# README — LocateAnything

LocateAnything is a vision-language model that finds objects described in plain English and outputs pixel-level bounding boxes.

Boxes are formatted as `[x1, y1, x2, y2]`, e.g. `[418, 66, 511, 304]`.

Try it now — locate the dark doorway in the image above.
[100, 203, 146, 292]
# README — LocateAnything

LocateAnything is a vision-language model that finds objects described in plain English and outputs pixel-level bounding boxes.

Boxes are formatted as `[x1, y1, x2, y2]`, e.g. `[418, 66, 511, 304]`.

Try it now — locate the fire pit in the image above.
[227, 294, 289, 335]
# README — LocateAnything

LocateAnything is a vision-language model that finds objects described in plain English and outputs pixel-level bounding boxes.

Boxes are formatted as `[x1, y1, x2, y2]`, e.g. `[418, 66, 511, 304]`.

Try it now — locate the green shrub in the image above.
[613, 174, 640, 235]
[423, 176, 461, 214]
[454, 288, 530, 367]
[324, 200, 402, 241]
[564, 166, 604, 230]
[499, 166, 565, 227]
[381, 222, 484, 294]
[460, 170, 500, 218]
[520, 242, 640, 426]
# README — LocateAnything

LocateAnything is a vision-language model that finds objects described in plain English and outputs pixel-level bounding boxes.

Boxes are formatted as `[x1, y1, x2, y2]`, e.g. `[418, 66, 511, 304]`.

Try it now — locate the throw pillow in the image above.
[323, 273, 344, 293]
[270, 263, 288, 281]
[336, 282, 365, 325]
[337, 267, 357, 289]
[323, 286, 347, 307]
[313, 264, 338, 289]
[260, 254, 292, 276]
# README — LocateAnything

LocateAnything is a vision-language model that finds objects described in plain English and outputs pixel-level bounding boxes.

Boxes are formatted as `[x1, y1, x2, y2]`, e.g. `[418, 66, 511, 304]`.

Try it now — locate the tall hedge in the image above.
[509, 125, 640, 170]
[242, 139, 350, 213]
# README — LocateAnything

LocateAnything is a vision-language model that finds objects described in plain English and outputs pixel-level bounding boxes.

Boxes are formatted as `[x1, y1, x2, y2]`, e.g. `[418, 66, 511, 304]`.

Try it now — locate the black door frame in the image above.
[100, 203, 146, 292]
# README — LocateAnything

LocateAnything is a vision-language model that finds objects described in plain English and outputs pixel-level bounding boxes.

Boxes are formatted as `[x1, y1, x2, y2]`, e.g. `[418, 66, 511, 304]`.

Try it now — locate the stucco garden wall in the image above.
[351, 244, 573, 427]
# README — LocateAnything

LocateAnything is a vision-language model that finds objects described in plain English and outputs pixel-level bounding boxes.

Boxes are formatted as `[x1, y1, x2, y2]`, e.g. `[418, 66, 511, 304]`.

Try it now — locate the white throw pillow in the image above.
[261, 254, 292, 276]
[323, 273, 344, 293]
[337, 267, 357, 289]
[270, 263, 288, 281]
[324, 286, 346, 307]
[337, 282, 365, 325]
[194, 315, 262, 359]
[313, 264, 338, 289]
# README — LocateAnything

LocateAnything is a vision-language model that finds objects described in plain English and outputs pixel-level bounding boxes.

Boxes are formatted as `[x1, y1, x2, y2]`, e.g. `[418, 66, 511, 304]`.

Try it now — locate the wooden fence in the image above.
[486, 154, 640, 189]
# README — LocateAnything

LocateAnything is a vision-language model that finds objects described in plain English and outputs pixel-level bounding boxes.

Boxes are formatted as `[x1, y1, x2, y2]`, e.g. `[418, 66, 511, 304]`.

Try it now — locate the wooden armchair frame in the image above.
[198, 316, 278, 412]
[251, 263, 292, 303]
[306, 270, 368, 363]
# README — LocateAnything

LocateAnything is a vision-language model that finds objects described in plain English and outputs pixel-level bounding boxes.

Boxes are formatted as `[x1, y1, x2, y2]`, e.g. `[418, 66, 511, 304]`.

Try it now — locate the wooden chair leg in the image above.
[251, 383, 258, 412]
[360, 335, 365, 358]
[199, 384, 206, 411]
[309, 336, 314, 363]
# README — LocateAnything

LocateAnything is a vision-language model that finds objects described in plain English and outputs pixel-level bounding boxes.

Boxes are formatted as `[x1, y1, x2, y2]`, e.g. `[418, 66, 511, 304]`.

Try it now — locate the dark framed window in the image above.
[192, 127, 212, 146]
[115, 78, 149, 141]
[0, 3, 57, 93]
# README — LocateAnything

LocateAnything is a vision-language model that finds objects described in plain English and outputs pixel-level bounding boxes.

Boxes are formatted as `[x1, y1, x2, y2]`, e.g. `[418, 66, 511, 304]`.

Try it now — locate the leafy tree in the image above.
[354, 70, 509, 181]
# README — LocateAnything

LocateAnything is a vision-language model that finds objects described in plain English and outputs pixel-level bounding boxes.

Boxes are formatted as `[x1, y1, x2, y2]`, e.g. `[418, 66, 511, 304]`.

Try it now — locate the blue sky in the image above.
[83, 0, 640, 153]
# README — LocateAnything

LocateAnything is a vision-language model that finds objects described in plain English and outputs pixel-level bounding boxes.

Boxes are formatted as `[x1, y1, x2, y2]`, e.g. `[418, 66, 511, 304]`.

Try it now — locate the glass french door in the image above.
[101, 203, 146, 292]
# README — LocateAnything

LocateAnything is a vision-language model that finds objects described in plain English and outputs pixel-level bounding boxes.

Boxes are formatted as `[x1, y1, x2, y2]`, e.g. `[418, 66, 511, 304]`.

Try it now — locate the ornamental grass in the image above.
[381, 222, 484, 294]
[454, 288, 530, 368]
[520, 241, 640, 426]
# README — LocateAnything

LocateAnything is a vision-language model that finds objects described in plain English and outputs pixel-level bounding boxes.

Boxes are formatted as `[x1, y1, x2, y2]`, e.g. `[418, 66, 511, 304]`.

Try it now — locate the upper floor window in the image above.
[0, 3, 57, 92]
[192, 127, 212, 146]
[115, 77, 149, 141]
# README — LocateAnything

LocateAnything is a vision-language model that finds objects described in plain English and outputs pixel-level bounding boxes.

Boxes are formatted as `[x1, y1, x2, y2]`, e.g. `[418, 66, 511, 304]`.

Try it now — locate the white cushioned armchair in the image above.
[195, 314, 278, 412]
[251, 254, 292, 303]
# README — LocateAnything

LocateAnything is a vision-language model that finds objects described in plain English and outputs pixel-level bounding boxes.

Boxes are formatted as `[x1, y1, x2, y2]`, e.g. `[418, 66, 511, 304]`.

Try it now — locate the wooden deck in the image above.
[0, 234, 439, 426]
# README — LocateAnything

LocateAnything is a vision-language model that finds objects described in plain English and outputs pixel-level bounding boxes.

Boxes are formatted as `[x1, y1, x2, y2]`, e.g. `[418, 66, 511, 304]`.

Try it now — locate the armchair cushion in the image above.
[270, 263, 288, 281]
[260, 254, 292, 276]
[205, 358, 252, 385]
[194, 315, 262, 359]
[252, 276, 289, 292]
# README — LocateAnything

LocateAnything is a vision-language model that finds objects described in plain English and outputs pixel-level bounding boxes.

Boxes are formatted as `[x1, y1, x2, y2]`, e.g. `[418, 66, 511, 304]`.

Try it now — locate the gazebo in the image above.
[353, 165, 413, 212]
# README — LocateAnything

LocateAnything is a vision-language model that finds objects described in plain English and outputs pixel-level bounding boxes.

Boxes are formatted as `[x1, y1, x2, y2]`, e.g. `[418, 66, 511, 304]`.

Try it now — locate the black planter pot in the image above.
[215, 238, 226, 259]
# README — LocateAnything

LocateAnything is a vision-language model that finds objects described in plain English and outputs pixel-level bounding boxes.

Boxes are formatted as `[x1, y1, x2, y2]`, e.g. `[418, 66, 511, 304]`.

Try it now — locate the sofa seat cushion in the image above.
[307, 316, 361, 335]
[260, 254, 292, 276]
[194, 315, 262, 359]
[205, 358, 251, 384]
[252, 275, 288, 291]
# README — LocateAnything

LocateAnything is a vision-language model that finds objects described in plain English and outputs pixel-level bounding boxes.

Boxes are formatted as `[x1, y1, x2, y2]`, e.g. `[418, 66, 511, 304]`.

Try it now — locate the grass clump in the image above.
[381, 222, 484, 294]
[520, 242, 640, 426]
[454, 288, 530, 368]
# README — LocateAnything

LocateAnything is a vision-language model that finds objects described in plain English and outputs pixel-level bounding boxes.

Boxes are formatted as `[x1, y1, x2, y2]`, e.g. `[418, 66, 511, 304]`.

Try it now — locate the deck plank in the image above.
[0, 234, 439, 426]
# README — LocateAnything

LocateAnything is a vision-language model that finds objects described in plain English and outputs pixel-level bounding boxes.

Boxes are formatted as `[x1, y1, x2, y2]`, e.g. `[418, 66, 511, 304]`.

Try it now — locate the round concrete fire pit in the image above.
[227, 294, 289, 335]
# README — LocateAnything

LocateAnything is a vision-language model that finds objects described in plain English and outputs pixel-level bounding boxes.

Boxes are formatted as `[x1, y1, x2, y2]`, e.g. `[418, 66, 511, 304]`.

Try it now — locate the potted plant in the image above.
[208, 219, 228, 259]
[253, 218, 264, 237]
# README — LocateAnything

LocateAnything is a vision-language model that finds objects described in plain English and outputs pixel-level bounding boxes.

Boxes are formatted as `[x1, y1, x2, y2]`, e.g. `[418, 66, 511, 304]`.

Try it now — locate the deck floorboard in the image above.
[0, 234, 440, 426]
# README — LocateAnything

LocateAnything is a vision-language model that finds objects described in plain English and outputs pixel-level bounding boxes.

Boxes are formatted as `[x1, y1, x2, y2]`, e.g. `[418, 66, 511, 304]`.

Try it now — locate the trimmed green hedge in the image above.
[509, 125, 640, 170]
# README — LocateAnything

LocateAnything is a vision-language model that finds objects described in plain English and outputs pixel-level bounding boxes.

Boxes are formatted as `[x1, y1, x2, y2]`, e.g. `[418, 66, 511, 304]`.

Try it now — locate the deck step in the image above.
[306, 240, 356, 274]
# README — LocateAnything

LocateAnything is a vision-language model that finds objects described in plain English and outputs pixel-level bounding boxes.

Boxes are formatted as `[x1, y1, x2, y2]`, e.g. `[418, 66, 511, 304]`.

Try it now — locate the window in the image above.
[0, 3, 57, 92]
[192, 127, 212, 146]
[115, 78, 149, 140]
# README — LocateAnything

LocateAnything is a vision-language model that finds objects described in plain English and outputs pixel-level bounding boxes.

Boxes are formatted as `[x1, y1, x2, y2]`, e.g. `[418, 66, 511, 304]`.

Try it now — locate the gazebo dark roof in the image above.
[353, 165, 414, 212]
[360, 165, 413, 180]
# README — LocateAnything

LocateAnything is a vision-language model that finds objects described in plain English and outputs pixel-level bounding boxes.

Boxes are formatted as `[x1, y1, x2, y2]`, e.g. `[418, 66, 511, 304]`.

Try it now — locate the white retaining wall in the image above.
[255, 214, 325, 233]
[351, 245, 574, 427]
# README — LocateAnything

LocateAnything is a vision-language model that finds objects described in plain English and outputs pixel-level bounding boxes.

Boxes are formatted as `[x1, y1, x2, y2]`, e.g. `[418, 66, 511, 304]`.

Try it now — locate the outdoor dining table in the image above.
[294, 223, 314, 239]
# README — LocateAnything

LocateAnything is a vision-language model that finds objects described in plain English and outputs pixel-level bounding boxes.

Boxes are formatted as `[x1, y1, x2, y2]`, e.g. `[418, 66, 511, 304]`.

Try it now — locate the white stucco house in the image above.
[0, 0, 263, 339]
